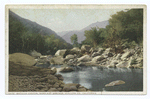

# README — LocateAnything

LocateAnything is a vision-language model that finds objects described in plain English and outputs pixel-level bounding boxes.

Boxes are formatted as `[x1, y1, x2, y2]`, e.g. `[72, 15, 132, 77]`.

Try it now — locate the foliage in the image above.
[70, 34, 79, 47]
[82, 9, 143, 53]
[83, 27, 104, 47]
[9, 13, 72, 55]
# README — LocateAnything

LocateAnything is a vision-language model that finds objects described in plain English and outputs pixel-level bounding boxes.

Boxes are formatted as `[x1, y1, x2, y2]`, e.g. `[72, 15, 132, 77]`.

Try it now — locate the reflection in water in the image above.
[55, 66, 143, 91]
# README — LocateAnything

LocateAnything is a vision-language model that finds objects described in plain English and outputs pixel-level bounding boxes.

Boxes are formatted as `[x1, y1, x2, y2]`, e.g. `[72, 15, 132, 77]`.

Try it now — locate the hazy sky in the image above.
[10, 9, 124, 33]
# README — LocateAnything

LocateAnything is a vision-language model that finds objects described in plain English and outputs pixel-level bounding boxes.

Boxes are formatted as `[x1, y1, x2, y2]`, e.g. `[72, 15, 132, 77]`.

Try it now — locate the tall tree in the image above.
[70, 34, 78, 47]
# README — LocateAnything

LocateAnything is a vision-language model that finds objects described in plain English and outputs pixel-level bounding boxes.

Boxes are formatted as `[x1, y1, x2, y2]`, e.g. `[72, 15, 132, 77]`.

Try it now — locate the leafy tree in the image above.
[84, 27, 104, 47]
[70, 34, 78, 47]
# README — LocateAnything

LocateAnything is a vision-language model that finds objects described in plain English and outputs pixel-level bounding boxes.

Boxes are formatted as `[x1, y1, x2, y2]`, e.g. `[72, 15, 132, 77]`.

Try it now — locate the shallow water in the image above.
[37, 64, 143, 91]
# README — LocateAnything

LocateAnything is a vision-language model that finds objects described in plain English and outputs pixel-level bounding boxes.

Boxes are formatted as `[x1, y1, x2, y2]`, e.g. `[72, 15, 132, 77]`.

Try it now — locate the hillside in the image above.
[9, 10, 67, 42]
[61, 20, 109, 44]
[9, 10, 72, 54]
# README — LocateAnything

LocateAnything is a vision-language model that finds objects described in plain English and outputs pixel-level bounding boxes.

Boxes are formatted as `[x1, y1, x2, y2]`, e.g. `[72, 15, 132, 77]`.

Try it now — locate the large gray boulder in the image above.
[77, 55, 92, 62]
[9, 53, 36, 66]
[63, 83, 80, 91]
[65, 54, 75, 60]
[60, 67, 74, 72]
[55, 49, 67, 57]
[70, 47, 81, 53]
[81, 45, 91, 53]
[116, 57, 132, 68]
[121, 50, 135, 60]
[92, 56, 105, 63]
[77, 61, 100, 66]
[91, 52, 101, 57]
[105, 80, 125, 87]
[30, 50, 41, 58]
[50, 56, 64, 65]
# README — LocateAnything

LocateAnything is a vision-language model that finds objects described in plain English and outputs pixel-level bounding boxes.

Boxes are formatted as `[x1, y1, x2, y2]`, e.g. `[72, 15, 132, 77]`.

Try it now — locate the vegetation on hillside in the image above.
[9, 11, 72, 55]
[80, 9, 143, 53]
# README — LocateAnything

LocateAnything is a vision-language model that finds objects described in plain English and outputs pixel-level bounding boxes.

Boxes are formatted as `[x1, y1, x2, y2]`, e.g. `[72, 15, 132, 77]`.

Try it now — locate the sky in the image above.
[10, 9, 124, 33]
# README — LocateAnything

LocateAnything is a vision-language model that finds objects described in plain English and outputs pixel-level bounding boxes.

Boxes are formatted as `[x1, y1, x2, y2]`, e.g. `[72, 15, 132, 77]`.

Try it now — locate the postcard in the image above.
[5, 4, 147, 95]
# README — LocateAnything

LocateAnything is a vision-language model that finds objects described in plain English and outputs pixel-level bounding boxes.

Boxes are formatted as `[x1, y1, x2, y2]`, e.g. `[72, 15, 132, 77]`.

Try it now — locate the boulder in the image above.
[91, 52, 101, 57]
[64, 54, 75, 63]
[51, 67, 57, 74]
[98, 48, 104, 54]
[60, 67, 74, 72]
[63, 83, 80, 91]
[55, 49, 67, 57]
[50, 56, 64, 65]
[116, 54, 122, 60]
[81, 45, 91, 53]
[30, 50, 41, 58]
[77, 55, 92, 62]
[78, 88, 87, 91]
[108, 53, 113, 57]
[55, 74, 64, 81]
[70, 47, 81, 53]
[121, 51, 134, 60]
[9, 53, 36, 66]
[77, 61, 100, 66]
[89, 48, 98, 54]
[92, 56, 105, 63]
[110, 60, 118, 66]
[116, 61, 131, 68]
[105, 80, 125, 87]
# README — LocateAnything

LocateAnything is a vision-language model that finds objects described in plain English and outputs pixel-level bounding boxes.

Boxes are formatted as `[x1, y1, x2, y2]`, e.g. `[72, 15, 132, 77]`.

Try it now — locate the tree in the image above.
[70, 34, 78, 47]
[108, 9, 143, 43]
[84, 27, 104, 47]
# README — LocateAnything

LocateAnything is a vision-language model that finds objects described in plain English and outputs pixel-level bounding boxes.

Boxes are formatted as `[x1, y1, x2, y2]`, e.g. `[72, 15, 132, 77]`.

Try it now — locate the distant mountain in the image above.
[9, 10, 68, 43]
[61, 20, 109, 44]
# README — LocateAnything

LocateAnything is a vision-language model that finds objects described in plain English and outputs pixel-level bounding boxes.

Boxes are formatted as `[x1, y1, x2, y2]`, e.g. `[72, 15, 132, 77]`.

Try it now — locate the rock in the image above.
[64, 54, 75, 63]
[105, 80, 125, 87]
[60, 67, 74, 72]
[46, 74, 58, 80]
[37, 85, 45, 89]
[48, 88, 58, 92]
[108, 53, 113, 57]
[65, 54, 75, 60]
[81, 45, 91, 53]
[78, 88, 87, 91]
[50, 56, 64, 65]
[40, 55, 47, 59]
[30, 50, 41, 58]
[116, 60, 131, 68]
[77, 61, 99, 66]
[53, 83, 60, 88]
[121, 51, 134, 60]
[98, 48, 104, 54]
[77, 55, 92, 62]
[116, 54, 122, 60]
[91, 52, 101, 57]
[63, 83, 80, 91]
[35, 77, 48, 82]
[92, 56, 105, 63]
[51, 67, 57, 74]
[55, 49, 67, 57]
[55, 74, 64, 81]
[110, 60, 118, 67]
[70, 47, 81, 53]
[107, 65, 116, 68]
[89, 48, 98, 54]
[57, 88, 62, 91]
[9, 53, 36, 66]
